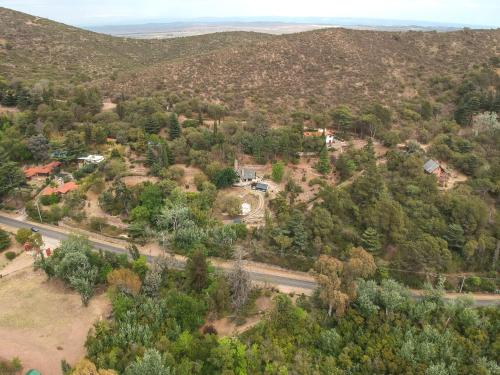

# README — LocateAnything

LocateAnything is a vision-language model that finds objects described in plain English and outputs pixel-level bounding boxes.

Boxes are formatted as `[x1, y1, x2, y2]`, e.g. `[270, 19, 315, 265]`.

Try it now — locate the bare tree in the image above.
[143, 256, 169, 297]
[228, 247, 252, 312]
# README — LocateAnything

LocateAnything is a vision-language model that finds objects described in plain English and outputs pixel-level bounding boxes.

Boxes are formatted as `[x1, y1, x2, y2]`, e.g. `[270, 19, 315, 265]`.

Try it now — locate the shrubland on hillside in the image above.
[1, 6, 499, 114]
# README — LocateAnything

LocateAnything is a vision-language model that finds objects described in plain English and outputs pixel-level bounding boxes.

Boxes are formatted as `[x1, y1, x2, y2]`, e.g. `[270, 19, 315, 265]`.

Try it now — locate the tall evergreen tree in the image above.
[144, 117, 160, 134]
[316, 147, 331, 174]
[169, 113, 181, 139]
[444, 223, 465, 252]
[361, 227, 382, 253]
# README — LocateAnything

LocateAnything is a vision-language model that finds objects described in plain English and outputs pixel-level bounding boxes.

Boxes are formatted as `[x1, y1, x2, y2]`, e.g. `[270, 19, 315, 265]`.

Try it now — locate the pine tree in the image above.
[316, 147, 331, 174]
[361, 227, 381, 253]
[444, 223, 465, 251]
[168, 113, 181, 139]
[144, 117, 160, 134]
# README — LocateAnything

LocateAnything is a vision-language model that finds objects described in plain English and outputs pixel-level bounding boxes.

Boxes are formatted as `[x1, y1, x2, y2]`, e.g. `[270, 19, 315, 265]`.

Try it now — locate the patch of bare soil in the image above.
[206, 296, 273, 337]
[171, 164, 204, 192]
[101, 98, 116, 112]
[0, 269, 110, 375]
[121, 175, 158, 187]
[441, 162, 468, 190]
[288, 158, 336, 202]
[0, 105, 19, 114]
[84, 190, 127, 229]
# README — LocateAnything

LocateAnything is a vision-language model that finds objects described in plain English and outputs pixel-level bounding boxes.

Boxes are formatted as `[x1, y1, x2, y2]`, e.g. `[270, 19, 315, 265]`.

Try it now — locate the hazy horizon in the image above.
[0, 0, 499, 28]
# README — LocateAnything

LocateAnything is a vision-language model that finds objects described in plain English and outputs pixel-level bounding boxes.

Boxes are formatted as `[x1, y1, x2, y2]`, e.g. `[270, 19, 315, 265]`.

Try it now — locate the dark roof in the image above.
[423, 159, 440, 173]
[240, 168, 256, 180]
[255, 182, 268, 191]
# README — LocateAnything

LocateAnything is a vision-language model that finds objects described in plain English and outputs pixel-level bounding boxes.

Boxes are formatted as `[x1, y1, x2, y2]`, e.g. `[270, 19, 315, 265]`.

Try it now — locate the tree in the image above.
[314, 255, 349, 317]
[142, 257, 169, 297]
[64, 131, 85, 159]
[361, 227, 381, 253]
[316, 147, 331, 174]
[444, 223, 465, 252]
[71, 359, 118, 375]
[36, 235, 98, 305]
[0, 357, 23, 375]
[0, 161, 25, 199]
[0, 228, 11, 252]
[186, 248, 209, 292]
[314, 248, 376, 316]
[212, 167, 239, 189]
[107, 268, 142, 296]
[168, 112, 181, 139]
[330, 105, 355, 132]
[125, 349, 171, 375]
[472, 111, 499, 136]
[272, 161, 285, 182]
[144, 116, 160, 134]
[27, 134, 50, 161]
[15, 228, 32, 244]
[218, 195, 242, 216]
[228, 248, 251, 311]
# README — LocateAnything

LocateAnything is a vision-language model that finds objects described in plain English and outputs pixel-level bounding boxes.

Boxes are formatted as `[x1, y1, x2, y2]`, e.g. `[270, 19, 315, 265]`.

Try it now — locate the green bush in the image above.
[15, 228, 32, 244]
[40, 193, 60, 206]
[0, 228, 11, 251]
[5, 251, 16, 260]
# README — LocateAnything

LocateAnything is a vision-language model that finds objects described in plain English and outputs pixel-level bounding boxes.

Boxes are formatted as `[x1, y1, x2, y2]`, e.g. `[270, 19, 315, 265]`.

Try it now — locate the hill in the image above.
[1, 7, 499, 114]
[107, 27, 500, 113]
[0, 7, 271, 84]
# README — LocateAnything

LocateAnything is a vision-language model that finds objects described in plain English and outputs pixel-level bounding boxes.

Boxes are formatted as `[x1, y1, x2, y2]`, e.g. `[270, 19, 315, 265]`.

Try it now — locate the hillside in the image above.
[0, 7, 271, 84]
[1, 6, 499, 113]
[108, 27, 500, 113]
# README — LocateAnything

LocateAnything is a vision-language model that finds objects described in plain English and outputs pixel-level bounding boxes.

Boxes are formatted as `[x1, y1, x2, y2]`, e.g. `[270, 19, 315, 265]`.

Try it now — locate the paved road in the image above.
[0, 214, 317, 291]
[0, 214, 497, 306]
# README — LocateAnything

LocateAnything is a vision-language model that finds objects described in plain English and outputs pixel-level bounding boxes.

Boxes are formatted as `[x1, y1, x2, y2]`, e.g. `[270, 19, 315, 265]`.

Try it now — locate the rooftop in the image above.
[41, 181, 78, 196]
[24, 161, 62, 178]
[78, 154, 105, 164]
[423, 159, 440, 173]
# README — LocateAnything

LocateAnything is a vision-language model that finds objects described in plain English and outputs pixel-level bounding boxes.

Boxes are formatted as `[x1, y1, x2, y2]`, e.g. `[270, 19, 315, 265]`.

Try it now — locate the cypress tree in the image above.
[169, 113, 181, 139]
[316, 147, 331, 174]
[144, 117, 160, 134]
[444, 223, 465, 251]
[361, 227, 381, 253]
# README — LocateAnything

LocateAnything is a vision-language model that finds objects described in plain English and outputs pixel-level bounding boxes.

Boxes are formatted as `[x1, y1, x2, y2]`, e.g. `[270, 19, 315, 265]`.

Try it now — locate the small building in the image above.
[252, 182, 269, 192]
[303, 128, 337, 148]
[24, 161, 61, 179]
[78, 154, 105, 165]
[41, 181, 78, 196]
[239, 168, 257, 182]
[234, 159, 257, 183]
[423, 159, 448, 186]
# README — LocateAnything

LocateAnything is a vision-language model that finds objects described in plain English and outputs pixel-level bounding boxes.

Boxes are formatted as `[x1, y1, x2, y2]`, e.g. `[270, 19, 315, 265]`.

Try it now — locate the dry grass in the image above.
[0, 269, 110, 374]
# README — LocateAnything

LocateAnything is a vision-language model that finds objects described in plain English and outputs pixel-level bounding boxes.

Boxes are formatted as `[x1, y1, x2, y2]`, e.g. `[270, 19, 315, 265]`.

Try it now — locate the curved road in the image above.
[0, 214, 497, 306]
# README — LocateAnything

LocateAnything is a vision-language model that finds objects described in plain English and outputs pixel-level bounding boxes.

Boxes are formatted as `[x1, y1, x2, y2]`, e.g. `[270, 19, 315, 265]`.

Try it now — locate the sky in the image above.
[0, 0, 499, 27]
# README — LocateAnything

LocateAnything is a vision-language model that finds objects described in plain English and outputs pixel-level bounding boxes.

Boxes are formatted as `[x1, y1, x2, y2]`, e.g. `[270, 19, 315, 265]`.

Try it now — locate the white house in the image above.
[303, 129, 338, 148]
[78, 154, 105, 165]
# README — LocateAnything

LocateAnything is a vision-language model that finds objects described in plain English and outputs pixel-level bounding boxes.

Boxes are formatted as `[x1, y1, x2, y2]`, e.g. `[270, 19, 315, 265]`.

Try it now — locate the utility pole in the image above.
[459, 276, 466, 293]
[35, 200, 43, 223]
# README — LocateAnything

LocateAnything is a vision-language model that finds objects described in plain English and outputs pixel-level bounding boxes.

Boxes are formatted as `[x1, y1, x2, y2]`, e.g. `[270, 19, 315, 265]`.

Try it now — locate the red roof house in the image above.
[24, 161, 61, 179]
[41, 181, 78, 196]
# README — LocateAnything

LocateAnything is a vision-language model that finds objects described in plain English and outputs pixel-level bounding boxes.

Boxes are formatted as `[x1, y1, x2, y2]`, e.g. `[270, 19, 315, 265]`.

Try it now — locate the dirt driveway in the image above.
[0, 269, 110, 375]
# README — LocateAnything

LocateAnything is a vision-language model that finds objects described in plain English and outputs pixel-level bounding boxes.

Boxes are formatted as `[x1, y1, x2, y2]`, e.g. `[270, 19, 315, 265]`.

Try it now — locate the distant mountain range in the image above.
[86, 17, 495, 39]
